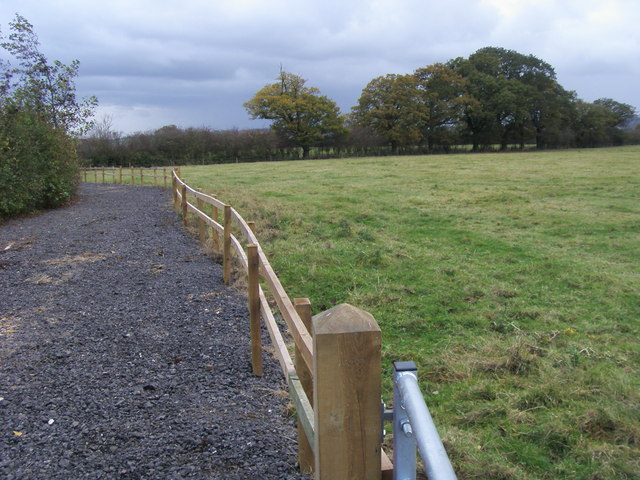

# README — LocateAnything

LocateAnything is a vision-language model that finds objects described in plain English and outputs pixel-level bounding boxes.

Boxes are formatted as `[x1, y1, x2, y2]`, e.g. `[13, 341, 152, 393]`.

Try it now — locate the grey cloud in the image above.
[2, 0, 638, 134]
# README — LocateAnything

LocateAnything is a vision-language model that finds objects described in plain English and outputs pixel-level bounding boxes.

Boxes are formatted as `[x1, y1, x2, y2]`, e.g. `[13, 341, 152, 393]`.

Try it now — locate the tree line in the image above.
[352, 48, 638, 153]
[1, 14, 96, 217]
[81, 48, 638, 166]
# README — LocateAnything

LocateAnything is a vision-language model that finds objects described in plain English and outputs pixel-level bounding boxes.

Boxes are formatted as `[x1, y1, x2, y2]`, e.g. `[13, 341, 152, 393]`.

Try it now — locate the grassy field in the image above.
[181, 146, 639, 479]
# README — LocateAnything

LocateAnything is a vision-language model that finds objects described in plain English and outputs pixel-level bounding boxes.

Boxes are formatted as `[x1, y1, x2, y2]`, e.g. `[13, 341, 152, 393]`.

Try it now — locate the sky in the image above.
[1, 0, 638, 135]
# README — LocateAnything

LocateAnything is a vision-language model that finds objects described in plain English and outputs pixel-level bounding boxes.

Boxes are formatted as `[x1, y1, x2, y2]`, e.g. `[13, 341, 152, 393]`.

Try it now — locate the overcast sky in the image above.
[2, 0, 638, 134]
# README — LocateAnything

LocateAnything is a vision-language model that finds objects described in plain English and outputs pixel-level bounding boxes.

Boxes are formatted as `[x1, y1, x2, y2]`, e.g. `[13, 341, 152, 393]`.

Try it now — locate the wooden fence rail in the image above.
[84, 166, 392, 479]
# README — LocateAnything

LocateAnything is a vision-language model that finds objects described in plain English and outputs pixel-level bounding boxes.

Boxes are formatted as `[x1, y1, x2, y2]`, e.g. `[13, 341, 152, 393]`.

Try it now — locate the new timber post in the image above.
[313, 304, 382, 479]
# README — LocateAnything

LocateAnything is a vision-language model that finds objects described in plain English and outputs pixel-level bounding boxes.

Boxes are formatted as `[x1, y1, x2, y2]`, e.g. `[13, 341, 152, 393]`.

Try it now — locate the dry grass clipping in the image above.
[0, 316, 19, 336]
[42, 252, 107, 266]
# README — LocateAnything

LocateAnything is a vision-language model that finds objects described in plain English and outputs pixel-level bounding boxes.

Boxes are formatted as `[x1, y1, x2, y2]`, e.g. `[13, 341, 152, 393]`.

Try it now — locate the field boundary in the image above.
[82, 166, 172, 187]
[170, 170, 395, 479]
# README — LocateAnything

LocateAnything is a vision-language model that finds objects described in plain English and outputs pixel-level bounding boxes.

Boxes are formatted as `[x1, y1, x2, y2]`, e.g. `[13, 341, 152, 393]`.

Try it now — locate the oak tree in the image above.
[593, 98, 636, 128]
[351, 73, 423, 153]
[450, 47, 566, 150]
[244, 71, 346, 158]
[414, 63, 467, 151]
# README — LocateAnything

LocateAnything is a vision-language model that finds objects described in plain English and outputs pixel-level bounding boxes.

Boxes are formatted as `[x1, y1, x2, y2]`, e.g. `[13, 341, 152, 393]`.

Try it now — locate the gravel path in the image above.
[0, 183, 309, 479]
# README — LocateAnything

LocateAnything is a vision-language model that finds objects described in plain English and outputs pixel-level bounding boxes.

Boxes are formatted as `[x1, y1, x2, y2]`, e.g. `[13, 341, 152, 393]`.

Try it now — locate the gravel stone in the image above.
[0, 183, 310, 479]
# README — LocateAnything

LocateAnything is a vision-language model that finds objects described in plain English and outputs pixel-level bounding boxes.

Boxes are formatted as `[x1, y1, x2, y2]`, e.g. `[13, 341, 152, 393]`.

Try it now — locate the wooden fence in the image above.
[82, 167, 393, 479]
[171, 171, 394, 479]
[81, 166, 172, 188]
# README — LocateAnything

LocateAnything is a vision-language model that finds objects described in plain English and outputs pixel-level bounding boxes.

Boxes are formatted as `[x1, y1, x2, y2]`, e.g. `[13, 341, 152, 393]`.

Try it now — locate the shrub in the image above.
[0, 106, 79, 218]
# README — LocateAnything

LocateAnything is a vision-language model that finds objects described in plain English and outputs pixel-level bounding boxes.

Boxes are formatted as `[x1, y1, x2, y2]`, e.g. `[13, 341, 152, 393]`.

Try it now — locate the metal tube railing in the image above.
[393, 361, 457, 480]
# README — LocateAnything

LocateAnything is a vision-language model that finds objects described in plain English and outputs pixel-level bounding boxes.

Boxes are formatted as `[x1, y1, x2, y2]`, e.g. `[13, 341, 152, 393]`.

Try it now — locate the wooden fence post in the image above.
[181, 184, 188, 227]
[163, 168, 167, 189]
[131, 167, 135, 185]
[196, 190, 206, 245]
[248, 244, 263, 376]
[140, 168, 144, 185]
[119, 167, 123, 184]
[223, 205, 231, 285]
[101, 168, 105, 183]
[294, 298, 314, 474]
[313, 303, 381, 480]
[172, 175, 177, 212]
[212, 205, 220, 253]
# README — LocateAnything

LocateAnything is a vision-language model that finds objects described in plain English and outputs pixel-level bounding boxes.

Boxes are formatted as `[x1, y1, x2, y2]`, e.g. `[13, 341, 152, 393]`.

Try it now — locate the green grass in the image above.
[181, 146, 640, 479]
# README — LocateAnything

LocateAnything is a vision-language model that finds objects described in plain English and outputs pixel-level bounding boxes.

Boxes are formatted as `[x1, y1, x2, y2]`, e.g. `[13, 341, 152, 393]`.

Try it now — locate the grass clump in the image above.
[182, 146, 639, 479]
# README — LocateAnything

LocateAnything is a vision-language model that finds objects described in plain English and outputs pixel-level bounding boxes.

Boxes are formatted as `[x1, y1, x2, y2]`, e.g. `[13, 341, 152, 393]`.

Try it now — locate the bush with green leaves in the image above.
[0, 104, 78, 217]
[0, 14, 95, 218]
